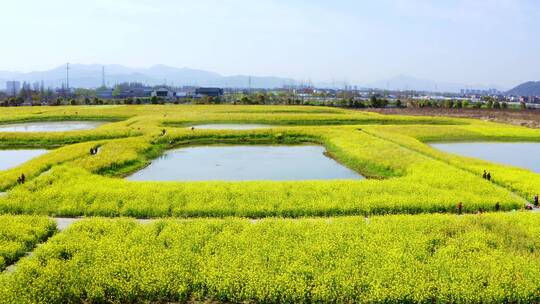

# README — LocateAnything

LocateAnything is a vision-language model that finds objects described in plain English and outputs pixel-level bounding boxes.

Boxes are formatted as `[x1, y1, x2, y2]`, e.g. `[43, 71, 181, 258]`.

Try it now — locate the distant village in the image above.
[1, 79, 539, 109]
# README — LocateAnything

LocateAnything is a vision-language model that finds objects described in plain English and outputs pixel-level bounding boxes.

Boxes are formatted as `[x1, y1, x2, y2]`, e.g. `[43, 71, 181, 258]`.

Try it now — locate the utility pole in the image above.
[248, 76, 252, 94]
[102, 66, 106, 87]
[66, 63, 70, 95]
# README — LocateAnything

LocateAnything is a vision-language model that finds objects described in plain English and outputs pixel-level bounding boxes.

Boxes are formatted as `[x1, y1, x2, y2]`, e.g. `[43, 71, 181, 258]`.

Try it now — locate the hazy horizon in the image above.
[1, 0, 539, 88]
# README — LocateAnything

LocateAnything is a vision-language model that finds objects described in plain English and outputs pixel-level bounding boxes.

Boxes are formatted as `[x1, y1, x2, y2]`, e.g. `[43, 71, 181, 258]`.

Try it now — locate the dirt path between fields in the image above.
[364, 108, 540, 128]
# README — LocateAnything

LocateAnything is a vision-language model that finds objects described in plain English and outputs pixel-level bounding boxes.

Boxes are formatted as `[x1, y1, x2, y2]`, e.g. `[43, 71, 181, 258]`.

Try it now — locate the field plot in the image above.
[1, 214, 540, 303]
[0, 215, 56, 271]
[2, 105, 540, 302]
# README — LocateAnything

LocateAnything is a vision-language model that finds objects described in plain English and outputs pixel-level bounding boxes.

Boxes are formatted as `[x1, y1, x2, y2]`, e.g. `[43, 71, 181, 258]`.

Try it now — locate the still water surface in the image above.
[432, 142, 540, 173]
[0, 150, 48, 171]
[128, 145, 363, 181]
[0, 121, 105, 132]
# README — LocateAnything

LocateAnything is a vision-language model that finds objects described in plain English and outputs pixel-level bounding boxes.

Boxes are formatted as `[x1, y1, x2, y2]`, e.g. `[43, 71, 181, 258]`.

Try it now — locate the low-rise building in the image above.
[151, 88, 176, 100]
[96, 88, 113, 99]
[195, 87, 224, 97]
[118, 88, 152, 98]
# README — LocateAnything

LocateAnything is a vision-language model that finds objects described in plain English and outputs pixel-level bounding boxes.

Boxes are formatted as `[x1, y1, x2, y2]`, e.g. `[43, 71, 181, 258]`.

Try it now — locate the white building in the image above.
[151, 88, 176, 100]
[5, 81, 21, 96]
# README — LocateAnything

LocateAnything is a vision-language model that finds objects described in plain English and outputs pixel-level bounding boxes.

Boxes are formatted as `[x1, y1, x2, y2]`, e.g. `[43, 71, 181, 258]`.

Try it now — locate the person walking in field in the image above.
[483, 170, 487, 179]
[457, 202, 463, 215]
[495, 202, 500, 211]
[486, 172, 491, 181]
[534, 194, 539, 207]
[20, 173, 25, 184]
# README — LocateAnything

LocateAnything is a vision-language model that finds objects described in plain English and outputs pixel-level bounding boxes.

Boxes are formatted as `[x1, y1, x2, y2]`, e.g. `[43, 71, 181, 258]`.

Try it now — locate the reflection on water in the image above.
[432, 142, 540, 173]
[0, 121, 106, 132]
[128, 145, 363, 181]
[0, 150, 48, 171]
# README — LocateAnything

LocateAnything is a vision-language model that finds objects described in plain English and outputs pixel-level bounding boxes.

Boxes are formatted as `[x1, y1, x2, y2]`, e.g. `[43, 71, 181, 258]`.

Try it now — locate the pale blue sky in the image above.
[1, 0, 539, 87]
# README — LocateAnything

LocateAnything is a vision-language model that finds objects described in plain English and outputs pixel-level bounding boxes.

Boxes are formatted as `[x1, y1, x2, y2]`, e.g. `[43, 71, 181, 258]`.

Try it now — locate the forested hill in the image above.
[507, 81, 540, 96]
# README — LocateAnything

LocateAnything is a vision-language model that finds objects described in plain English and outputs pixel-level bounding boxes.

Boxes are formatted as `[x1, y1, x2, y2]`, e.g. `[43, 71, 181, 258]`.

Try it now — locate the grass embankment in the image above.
[0, 126, 525, 217]
[363, 124, 540, 202]
[1, 214, 540, 303]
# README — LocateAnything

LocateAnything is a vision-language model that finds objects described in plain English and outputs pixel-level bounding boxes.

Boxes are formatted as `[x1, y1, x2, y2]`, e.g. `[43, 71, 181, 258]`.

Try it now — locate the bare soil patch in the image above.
[364, 108, 540, 128]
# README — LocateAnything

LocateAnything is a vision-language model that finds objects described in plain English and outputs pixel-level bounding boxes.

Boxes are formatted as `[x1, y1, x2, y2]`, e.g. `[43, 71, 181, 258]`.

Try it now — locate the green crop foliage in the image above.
[0, 215, 56, 271]
[0, 127, 525, 217]
[362, 124, 540, 204]
[1, 214, 540, 303]
[2, 105, 540, 302]
[1, 105, 539, 217]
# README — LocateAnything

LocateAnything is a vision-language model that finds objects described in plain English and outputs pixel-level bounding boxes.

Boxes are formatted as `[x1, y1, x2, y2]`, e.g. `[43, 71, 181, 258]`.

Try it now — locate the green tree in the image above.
[112, 85, 122, 98]
[369, 96, 388, 108]
[256, 94, 266, 105]
[443, 100, 454, 108]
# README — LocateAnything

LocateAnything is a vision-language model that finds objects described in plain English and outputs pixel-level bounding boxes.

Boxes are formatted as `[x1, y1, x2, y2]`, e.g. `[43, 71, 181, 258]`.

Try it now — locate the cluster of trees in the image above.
[405, 97, 523, 110]
[0, 96, 111, 107]
[0, 91, 396, 109]
[329, 96, 393, 108]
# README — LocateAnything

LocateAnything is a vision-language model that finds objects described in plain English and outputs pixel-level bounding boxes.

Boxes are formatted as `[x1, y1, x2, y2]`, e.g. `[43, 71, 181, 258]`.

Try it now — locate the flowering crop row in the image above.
[2, 213, 540, 303]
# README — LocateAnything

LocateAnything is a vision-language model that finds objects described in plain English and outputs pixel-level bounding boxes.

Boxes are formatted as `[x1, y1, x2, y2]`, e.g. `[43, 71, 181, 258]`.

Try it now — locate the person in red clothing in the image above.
[457, 202, 463, 215]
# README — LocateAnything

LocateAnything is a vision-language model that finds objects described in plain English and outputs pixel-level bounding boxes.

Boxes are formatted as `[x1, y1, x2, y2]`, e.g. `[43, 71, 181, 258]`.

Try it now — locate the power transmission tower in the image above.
[102, 66, 106, 87]
[66, 63, 70, 93]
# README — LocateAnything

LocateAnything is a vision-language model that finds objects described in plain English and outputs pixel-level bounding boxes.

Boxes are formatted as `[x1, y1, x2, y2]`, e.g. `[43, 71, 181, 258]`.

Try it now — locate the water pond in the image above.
[189, 124, 271, 130]
[0, 121, 106, 132]
[431, 142, 540, 173]
[127, 145, 363, 181]
[0, 149, 48, 171]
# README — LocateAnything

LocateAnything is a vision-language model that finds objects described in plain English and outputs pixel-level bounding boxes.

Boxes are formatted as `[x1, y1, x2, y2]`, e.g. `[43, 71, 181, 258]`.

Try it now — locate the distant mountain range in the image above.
[0, 64, 296, 89]
[0, 64, 508, 93]
[506, 81, 540, 96]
